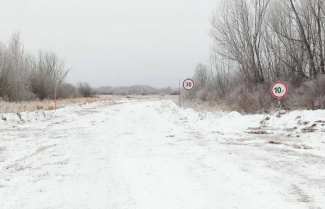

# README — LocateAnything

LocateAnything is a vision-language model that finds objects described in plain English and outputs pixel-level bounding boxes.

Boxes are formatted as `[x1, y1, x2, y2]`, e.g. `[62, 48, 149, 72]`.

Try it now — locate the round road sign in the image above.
[183, 79, 194, 90]
[271, 82, 288, 99]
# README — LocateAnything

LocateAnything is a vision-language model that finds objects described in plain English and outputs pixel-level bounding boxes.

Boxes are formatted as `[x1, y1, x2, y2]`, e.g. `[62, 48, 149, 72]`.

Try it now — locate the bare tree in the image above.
[0, 33, 34, 101]
[210, 0, 270, 85]
[187, 0, 325, 111]
[78, 82, 95, 97]
[0, 42, 6, 98]
[194, 63, 209, 87]
[30, 50, 70, 99]
[269, 0, 325, 82]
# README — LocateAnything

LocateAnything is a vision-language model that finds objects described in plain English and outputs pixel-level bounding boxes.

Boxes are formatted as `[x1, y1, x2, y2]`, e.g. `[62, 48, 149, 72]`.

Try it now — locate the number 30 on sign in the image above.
[183, 79, 195, 90]
[271, 81, 288, 99]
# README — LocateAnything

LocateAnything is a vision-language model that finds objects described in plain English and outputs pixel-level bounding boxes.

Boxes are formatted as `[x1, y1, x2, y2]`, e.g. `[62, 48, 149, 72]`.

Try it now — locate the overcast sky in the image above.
[0, 0, 220, 88]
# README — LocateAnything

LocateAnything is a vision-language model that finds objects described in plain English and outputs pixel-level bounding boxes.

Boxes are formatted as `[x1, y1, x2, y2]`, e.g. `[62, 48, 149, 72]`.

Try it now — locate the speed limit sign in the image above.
[271, 82, 288, 99]
[183, 79, 194, 90]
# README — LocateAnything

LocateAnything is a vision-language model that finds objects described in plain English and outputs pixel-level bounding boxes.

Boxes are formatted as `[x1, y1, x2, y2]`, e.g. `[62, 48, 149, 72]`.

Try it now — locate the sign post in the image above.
[271, 81, 288, 108]
[55, 82, 58, 111]
[179, 79, 181, 108]
[178, 79, 195, 108]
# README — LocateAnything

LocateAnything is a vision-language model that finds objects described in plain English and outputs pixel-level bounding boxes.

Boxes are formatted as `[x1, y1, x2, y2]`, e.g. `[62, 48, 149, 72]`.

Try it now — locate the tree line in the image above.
[0, 33, 97, 102]
[0, 33, 177, 102]
[97, 85, 177, 95]
[188, 0, 325, 112]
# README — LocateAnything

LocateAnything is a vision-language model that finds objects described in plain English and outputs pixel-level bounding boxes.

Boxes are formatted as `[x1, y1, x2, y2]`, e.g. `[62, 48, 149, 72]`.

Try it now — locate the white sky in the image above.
[0, 0, 219, 88]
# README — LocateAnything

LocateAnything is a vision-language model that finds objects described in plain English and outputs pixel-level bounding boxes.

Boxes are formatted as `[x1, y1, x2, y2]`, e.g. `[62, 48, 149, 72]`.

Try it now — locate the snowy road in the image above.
[0, 99, 324, 209]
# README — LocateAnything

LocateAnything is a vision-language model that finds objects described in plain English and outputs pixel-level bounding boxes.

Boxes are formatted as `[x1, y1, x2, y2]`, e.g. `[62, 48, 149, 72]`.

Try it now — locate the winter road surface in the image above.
[0, 99, 324, 209]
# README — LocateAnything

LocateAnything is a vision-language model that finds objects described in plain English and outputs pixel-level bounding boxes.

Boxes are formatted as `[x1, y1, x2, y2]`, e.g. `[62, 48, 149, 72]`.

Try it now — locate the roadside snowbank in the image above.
[264, 109, 325, 133]
[0, 100, 114, 126]
[2, 99, 325, 136]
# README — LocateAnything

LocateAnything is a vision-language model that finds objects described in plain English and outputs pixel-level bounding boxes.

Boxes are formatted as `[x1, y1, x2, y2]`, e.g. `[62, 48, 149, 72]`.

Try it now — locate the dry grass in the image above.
[170, 96, 231, 112]
[0, 96, 111, 114]
[0, 94, 175, 114]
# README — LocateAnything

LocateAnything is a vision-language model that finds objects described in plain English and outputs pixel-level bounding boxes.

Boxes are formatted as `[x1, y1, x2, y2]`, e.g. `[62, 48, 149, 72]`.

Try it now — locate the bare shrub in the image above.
[170, 90, 179, 96]
[181, 88, 196, 100]
[78, 82, 95, 97]
[196, 89, 209, 102]
[225, 83, 274, 113]
[57, 83, 79, 99]
[288, 76, 325, 109]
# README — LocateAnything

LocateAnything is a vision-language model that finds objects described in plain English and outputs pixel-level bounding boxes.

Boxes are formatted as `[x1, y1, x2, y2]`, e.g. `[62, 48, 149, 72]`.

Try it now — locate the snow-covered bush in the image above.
[289, 76, 325, 110]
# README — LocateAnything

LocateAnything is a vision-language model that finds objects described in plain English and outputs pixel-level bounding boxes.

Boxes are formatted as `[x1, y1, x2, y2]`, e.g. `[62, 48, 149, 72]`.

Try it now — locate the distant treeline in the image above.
[2, 33, 182, 102]
[97, 85, 178, 95]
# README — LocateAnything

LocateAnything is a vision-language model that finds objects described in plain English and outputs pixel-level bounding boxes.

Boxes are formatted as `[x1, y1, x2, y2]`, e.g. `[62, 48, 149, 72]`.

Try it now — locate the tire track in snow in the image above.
[0, 99, 322, 209]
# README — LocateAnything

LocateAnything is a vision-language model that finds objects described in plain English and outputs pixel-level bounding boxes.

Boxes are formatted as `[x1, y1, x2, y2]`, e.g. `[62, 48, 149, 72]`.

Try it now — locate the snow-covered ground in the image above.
[0, 98, 324, 209]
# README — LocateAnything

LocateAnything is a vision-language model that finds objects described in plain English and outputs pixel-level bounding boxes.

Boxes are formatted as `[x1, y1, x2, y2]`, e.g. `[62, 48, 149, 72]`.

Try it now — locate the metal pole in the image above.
[179, 79, 181, 108]
[55, 82, 57, 111]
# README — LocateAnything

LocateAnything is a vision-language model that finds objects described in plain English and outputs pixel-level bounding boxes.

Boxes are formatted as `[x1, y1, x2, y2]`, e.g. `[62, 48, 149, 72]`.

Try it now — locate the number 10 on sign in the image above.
[271, 81, 288, 99]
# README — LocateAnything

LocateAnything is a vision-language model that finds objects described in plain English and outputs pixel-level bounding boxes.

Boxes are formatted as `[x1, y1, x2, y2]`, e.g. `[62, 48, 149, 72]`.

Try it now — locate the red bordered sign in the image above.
[271, 81, 288, 99]
[183, 79, 194, 90]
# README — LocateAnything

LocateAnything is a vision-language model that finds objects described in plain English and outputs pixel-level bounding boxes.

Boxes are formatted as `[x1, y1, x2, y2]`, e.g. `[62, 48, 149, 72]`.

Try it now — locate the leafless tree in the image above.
[78, 82, 96, 97]
[194, 63, 209, 87]
[30, 50, 70, 99]
[0, 33, 34, 101]
[0, 32, 72, 101]
[269, 0, 325, 82]
[210, 0, 270, 85]
[191, 0, 325, 111]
